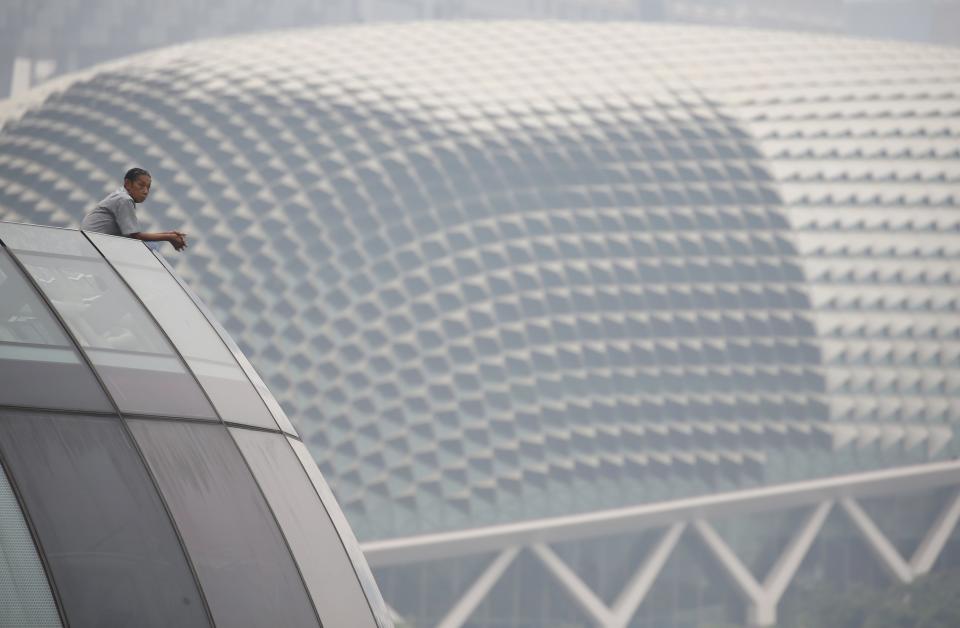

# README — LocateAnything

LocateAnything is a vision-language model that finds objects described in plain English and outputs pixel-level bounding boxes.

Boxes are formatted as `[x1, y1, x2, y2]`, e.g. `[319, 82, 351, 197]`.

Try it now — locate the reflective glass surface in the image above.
[129, 420, 319, 628]
[232, 350, 300, 435]
[0, 410, 210, 628]
[0, 248, 111, 412]
[231, 429, 378, 628]
[0, 461, 62, 628]
[0, 223, 98, 258]
[148, 253, 299, 435]
[3, 228, 214, 419]
[288, 438, 393, 627]
[89, 233, 277, 429]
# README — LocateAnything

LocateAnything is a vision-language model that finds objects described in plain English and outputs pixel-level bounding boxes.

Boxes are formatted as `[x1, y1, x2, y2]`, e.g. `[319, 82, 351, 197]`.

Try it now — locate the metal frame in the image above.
[363, 461, 960, 627]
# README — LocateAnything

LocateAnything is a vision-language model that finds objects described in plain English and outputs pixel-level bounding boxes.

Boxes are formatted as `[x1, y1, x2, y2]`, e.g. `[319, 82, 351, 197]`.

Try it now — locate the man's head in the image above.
[123, 167, 152, 203]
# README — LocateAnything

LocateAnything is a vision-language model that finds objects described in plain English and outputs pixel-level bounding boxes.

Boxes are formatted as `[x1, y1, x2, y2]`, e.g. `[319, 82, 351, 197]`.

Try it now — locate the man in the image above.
[81, 168, 188, 251]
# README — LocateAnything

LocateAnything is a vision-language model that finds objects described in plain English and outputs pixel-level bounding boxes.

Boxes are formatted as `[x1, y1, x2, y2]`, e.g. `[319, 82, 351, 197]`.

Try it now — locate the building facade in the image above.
[0, 22, 959, 626]
[0, 222, 391, 627]
[4, 1, 958, 98]
[0, 0, 641, 98]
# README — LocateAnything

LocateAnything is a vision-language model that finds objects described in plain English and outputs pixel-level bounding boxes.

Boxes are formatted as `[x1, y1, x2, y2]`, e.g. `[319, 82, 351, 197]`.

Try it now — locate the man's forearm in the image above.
[130, 231, 178, 242]
[129, 231, 188, 251]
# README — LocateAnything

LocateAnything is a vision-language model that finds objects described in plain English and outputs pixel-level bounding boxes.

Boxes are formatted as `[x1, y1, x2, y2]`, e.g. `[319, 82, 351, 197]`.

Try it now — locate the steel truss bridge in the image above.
[362, 461, 960, 627]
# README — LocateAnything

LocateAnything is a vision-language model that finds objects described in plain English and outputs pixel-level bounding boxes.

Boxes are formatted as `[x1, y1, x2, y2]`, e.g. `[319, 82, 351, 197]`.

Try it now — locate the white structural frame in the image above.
[362, 461, 960, 627]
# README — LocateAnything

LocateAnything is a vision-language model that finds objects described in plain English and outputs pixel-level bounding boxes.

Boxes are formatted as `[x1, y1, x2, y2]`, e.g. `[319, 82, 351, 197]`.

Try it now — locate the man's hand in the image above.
[168, 231, 188, 251]
[131, 230, 189, 252]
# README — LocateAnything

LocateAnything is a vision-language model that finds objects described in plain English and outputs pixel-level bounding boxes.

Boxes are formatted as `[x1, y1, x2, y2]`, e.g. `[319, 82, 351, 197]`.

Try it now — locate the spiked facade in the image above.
[1, 22, 959, 626]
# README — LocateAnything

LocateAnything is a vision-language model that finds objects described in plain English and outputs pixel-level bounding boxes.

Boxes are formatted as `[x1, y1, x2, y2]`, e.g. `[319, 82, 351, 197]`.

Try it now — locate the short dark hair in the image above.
[124, 167, 151, 183]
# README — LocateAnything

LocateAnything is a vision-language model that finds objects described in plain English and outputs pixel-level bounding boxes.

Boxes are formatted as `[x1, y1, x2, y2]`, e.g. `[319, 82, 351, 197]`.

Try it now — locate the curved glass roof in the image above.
[0, 222, 391, 627]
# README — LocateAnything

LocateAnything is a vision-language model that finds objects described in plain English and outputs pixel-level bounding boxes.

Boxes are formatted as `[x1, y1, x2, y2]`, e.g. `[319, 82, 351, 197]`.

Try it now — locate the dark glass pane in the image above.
[7, 233, 214, 419]
[230, 429, 378, 628]
[129, 420, 319, 628]
[0, 410, 210, 628]
[148, 254, 300, 435]
[288, 438, 394, 628]
[0, 249, 111, 412]
[88, 234, 277, 430]
[0, 461, 62, 627]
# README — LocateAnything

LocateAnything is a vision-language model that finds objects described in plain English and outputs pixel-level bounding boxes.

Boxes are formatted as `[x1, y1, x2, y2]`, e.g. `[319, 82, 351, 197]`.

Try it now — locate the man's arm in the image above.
[129, 231, 188, 251]
[113, 197, 187, 251]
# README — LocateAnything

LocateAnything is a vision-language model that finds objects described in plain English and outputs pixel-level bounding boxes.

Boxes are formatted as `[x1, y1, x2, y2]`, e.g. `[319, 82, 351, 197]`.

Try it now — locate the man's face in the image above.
[124, 175, 151, 203]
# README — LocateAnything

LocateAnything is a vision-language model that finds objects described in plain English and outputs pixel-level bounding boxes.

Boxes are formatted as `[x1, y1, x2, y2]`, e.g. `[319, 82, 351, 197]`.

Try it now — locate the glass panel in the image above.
[0, 223, 98, 258]
[232, 351, 299, 434]
[88, 233, 277, 430]
[0, 461, 62, 628]
[148, 252, 299, 435]
[0, 249, 111, 412]
[230, 429, 378, 628]
[288, 438, 393, 628]
[0, 410, 210, 628]
[129, 420, 319, 628]
[4, 229, 214, 419]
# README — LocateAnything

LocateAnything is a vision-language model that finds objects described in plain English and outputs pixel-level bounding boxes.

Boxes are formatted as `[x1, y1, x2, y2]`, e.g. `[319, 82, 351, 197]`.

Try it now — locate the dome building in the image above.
[1, 22, 959, 627]
[0, 221, 391, 627]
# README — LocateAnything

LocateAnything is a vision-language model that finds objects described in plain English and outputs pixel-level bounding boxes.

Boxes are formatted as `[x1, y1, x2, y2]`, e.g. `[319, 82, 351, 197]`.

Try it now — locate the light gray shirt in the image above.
[81, 188, 140, 236]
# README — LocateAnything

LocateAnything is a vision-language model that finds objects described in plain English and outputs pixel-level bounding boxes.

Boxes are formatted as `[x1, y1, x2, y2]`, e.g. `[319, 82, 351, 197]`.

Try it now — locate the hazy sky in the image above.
[1, 0, 957, 98]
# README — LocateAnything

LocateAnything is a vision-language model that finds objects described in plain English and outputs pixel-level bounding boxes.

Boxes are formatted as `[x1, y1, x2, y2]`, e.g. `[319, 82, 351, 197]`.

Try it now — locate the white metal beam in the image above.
[840, 497, 913, 584]
[362, 461, 960, 567]
[363, 469, 960, 628]
[436, 547, 519, 628]
[841, 489, 960, 586]
[694, 502, 832, 627]
[532, 543, 613, 626]
[910, 488, 960, 575]
[693, 519, 764, 602]
[531, 523, 687, 628]
[609, 522, 686, 628]
[763, 501, 832, 603]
